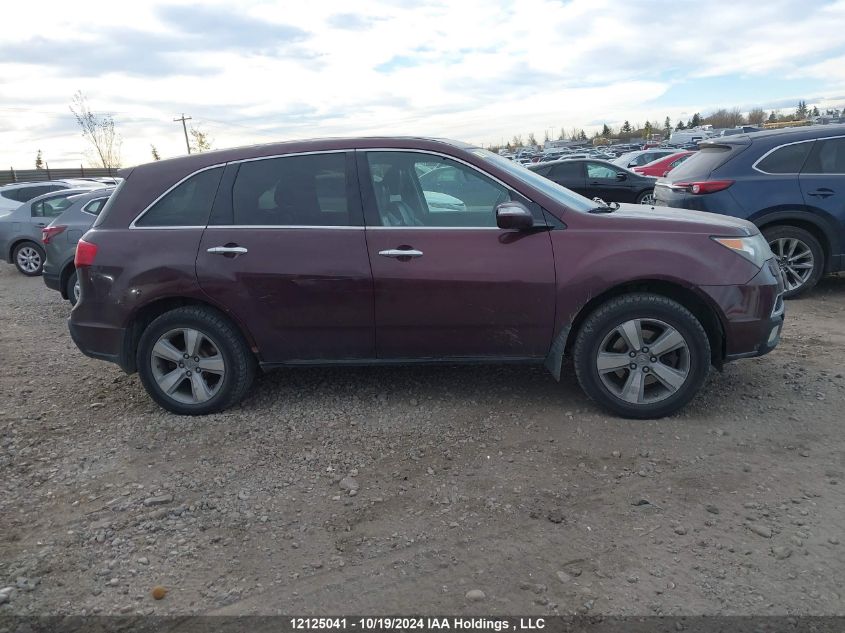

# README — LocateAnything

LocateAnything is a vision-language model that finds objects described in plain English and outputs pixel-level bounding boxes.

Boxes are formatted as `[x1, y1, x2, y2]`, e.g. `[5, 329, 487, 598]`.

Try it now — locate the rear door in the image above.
[547, 161, 586, 196]
[195, 151, 375, 363]
[799, 136, 845, 260]
[359, 150, 556, 360]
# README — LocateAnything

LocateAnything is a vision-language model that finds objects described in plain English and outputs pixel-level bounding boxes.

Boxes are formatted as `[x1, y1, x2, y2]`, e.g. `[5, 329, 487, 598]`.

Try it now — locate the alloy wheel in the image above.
[150, 328, 226, 405]
[16, 246, 42, 274]
[638, 191, 656, 205]
[769, 237, 814, 293]
[596, 318, 690, 405]
[73, 279, 81, 303]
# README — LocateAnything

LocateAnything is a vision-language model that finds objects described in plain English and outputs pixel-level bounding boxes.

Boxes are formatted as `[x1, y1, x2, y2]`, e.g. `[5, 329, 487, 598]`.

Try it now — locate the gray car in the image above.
[0, 187, 104, 276]
[42, 188, 114, 304]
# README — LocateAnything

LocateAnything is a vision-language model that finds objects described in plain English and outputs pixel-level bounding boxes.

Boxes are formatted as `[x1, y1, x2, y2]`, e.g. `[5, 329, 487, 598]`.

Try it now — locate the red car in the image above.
[633, 151, 695, 177]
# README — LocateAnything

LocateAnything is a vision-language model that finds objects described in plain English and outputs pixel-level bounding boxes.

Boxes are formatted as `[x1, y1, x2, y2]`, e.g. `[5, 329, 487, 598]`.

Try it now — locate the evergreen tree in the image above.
[768, 111, 778, 122]
[676, 120, 686, 130]
[601, 124, 611, 137]
[796, 100, 808, 118]
[621, 120, 632, 133]
[35, 149, 44, 170]
[690, 113, 702, 127]
[150, 145, 161, 161]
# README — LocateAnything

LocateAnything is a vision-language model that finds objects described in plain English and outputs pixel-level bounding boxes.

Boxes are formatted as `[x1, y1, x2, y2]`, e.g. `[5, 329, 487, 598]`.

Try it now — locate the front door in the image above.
[584, 161, 636, 203]
[359, 150, 556, 360]
[196, 151, 375, 363]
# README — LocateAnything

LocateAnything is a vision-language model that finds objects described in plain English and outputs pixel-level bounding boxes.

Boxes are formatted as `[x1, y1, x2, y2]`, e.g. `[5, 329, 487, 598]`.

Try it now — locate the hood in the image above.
[594, 203, 757, 237]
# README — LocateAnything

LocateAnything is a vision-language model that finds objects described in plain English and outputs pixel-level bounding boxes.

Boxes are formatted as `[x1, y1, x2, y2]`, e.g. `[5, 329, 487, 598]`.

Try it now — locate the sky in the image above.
[1, 0, 844, 167]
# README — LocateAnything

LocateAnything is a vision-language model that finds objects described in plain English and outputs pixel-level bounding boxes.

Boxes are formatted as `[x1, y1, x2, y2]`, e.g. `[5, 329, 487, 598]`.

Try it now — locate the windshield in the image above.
[473, 149, 596, 213]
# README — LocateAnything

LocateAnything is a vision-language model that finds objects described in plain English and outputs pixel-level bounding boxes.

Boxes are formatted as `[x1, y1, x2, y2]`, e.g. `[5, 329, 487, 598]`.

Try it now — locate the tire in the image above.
[636, 189, 656, 205]
[66, 269, 80, 306]
[573, 293, 711, 419]
[762, 225, 824, 298]
[13, 241, 45, 276]
[136, 306, 256, 415]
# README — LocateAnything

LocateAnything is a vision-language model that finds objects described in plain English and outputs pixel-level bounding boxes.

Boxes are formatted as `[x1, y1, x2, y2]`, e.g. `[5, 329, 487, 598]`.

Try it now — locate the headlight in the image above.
[711, 234, 772, 268]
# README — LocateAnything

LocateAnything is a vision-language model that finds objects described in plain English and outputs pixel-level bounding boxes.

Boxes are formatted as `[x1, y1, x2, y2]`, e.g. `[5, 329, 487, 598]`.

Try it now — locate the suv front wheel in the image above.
[137, 306, 256, 415]
[573, 293, 711, 419]
[762, 225, 824, 298]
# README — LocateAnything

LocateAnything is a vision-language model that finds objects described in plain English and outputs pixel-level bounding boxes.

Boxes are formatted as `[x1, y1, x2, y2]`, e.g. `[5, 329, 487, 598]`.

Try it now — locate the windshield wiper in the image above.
[588, 197, 620, 213]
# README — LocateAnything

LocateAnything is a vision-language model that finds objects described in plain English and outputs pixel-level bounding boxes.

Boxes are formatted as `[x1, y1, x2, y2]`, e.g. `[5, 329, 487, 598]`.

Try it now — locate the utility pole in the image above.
[174, 113, 192, 154]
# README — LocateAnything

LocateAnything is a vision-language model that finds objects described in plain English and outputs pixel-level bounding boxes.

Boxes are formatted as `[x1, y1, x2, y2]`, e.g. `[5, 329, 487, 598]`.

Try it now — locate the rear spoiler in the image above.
[699, 138, 752, 149]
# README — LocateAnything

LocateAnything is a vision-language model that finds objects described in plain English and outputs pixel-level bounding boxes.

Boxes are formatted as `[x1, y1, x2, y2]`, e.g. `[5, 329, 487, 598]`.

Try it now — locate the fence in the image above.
[1, 166, 119, 187]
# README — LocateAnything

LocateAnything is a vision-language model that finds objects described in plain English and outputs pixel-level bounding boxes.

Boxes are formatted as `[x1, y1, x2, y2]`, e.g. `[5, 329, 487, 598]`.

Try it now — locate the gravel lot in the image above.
[1, 263, 843, 616]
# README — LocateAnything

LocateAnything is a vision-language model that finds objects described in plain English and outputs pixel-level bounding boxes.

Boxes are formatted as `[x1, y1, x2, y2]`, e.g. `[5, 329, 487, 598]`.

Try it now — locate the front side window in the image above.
[369, 152, 509, 227]
[32, 195, 73, 218]
[802, 137, 845, 174]
[230, 153, 350, 226]
[756, 141, 813, 174]
[586, 162, 623, 179]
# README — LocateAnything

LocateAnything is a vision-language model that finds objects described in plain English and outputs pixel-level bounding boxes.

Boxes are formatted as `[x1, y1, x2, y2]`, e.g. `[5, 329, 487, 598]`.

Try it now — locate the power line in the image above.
[173, 113, 192, 154]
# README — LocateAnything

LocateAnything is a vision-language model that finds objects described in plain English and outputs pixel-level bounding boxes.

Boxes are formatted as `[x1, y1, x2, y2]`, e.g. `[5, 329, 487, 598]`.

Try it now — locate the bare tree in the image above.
[189, 126, 213, 153]
[747, 108, 766, 125]
[69, 91, 122, 168]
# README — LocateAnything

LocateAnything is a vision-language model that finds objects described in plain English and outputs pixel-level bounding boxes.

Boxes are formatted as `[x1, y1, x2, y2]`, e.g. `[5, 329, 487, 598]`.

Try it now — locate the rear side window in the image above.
[802, 137, 845, 174]
[756, 142, 813, 174]
[32, 195, 73, 218]
[550, 162, 582, 179]
[136, 167, 223, 227]
[230, 153, 350, 226]
[668, 145, 737, 181]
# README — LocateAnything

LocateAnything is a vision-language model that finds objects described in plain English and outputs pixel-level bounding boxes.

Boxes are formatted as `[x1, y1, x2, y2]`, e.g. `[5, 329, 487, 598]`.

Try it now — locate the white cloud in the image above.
[0, 0, 843, 167]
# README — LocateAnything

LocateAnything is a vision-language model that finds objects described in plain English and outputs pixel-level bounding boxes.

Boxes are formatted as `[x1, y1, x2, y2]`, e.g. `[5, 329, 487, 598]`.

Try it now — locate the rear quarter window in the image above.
[756, 141, 813, 174]
[134, 167, 224, 227]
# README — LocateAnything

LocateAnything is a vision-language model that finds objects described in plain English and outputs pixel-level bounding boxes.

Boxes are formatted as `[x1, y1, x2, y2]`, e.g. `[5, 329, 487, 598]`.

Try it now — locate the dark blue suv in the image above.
[655, 126, 845, 296]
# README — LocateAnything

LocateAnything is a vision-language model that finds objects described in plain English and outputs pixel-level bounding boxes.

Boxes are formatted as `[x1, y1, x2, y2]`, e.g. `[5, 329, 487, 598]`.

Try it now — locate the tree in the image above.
[747, 108, 766, 125]
[796, 100, 808, 119]
[189, 126, 213, 153]
[150, 145, 161, 161]
[558, 127, 566, 141]
[621, 120, 632, 133]
[663, 116, 672, 135]
[527, 132, 538, 147]
[811, 106, 820, 117]
[601, 124, 611, 137]
[676, 120, 686, 130]
[690, 112, 702, 128]
[543, 130, 550, 143]
[69, 91, 122, 168]
[643, 121, 653, 138]
[511, 134, 523, 147]
[579, 129, 587, 141]
[768, 110, 778, 122]
[35, 150, 44, 170]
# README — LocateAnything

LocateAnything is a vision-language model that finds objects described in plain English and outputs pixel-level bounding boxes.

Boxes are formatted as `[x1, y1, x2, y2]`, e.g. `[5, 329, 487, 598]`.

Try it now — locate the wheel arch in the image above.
[752, 209, 837, 272]
[121, 296, 260, 374]
[59, 260, 76, 300]
[8, 237, 42, 263]
[545, 279, 725, 380]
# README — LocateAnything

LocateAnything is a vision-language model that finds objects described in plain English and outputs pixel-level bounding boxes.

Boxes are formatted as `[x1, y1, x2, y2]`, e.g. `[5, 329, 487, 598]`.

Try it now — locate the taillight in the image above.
[75, 238, 98, 268]
[673, 180, 734, 194]
[42, 225, 66, 244]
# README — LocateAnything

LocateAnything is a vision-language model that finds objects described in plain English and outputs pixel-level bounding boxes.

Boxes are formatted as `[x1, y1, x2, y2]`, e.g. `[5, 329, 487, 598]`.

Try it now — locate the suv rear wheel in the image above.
[13, 241, 45, 276]
[573, 293, 711, 419]
[762, 225, 824, 298]
[66, 269, 80, 305]
[137, 306, 256, 415]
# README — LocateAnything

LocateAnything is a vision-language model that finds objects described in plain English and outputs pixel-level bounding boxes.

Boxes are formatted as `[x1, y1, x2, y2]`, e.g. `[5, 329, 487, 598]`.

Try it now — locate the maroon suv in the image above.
[69, 137, 785, 418]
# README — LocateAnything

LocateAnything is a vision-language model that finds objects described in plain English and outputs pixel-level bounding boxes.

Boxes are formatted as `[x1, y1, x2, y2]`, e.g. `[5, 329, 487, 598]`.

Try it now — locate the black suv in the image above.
[655, 125, 845, 296]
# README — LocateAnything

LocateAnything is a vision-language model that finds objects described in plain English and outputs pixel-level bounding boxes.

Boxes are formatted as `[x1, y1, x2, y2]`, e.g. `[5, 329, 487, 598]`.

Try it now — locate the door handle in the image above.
[207, 245, 248, 256]
[378, 248, 423, 258]
[807, 188, 834, 199]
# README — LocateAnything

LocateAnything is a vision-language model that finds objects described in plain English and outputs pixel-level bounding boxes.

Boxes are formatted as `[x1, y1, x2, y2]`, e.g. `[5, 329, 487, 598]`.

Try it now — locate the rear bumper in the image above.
[68, 317, 130, 371]
[702, 259, 785, 361]
[43, 270, 62, 292]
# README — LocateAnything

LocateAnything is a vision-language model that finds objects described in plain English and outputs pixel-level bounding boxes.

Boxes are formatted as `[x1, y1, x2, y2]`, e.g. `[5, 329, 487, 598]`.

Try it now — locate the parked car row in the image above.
[527, 159, 658, 204]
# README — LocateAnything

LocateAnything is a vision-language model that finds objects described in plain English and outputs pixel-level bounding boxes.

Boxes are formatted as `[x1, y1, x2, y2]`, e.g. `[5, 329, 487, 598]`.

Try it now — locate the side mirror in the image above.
[495, 201, 534, 230]
[616, 172, 627, 181]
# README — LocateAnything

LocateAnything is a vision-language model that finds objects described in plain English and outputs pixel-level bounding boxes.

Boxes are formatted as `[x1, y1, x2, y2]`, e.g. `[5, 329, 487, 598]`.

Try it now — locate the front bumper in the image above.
[702, 258, 785, 361]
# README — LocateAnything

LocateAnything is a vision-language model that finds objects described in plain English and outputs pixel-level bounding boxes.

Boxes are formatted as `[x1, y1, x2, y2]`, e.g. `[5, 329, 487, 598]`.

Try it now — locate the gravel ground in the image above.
[0, 264, 843, 617]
